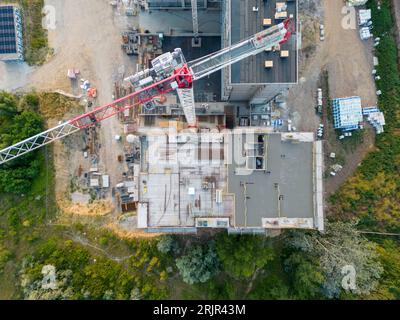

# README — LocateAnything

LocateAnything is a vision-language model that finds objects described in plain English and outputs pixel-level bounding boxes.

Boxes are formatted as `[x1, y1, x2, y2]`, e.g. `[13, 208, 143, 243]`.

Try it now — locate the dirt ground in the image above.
[287, 0, 378, 195]
[322, 0, 377, 195]
[24, 0, 138, 217]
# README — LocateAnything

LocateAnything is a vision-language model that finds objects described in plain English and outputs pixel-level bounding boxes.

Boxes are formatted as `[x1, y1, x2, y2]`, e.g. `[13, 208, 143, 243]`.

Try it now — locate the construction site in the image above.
[0, 0, 326, 236]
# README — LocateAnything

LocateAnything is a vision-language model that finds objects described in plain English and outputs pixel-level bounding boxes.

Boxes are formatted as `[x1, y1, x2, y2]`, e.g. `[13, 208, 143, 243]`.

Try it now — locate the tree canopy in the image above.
[286, 221, 383, 298]
[176, 242, 220, 285]
[215, 234, 274, 279]
[0, 92, 44, 194]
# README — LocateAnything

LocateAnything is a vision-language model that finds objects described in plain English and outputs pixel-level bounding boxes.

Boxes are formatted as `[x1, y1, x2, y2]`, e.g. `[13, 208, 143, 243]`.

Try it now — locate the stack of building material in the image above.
[347, 0, 368, 6]
[332, 96, 363, 131]
[280, 50, 289, 58]
[263, 18, 272, 27]
[360, 27, 372, 40]
[264, 60, 273, 68]
[363, 106, 385, 134]
[358, 9, 372, 25]
[367, 112, 385, 134]
[275, 2, 288, 20]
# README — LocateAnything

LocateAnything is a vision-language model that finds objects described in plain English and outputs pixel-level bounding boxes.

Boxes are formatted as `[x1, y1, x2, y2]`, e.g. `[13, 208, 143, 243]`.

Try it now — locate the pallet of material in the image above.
[264, 60, 274, 68]
[275, 11, 288, 20]
[280, 50, 289, 58]
[263, 18, 272, 26]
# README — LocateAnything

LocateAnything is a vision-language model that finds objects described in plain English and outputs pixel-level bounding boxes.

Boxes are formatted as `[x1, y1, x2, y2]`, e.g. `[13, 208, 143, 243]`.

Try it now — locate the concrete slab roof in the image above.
[229, 0, 298, 84]
[228, 132, 315, 227]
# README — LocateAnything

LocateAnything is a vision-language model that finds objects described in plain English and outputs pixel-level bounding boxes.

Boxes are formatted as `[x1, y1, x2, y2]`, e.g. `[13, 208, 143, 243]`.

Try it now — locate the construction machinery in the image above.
[0, 19, 293, 165]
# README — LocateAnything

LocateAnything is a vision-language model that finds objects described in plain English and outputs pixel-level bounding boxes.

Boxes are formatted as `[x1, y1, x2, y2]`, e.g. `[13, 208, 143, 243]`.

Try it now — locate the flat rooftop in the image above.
[0, 5, 23, 60]
[228, 131, 322, 229]
[229, 0, 298, 84]
[146, 0, 209, 9]
[139, 132, 233, 228]
[162, 36, 221, 101]
[137, 130, 324, 232]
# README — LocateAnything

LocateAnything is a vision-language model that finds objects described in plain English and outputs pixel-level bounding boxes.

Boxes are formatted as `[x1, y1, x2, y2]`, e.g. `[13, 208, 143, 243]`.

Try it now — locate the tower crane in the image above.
[0, 19, 293, 165]
[190, 0, 200, 46]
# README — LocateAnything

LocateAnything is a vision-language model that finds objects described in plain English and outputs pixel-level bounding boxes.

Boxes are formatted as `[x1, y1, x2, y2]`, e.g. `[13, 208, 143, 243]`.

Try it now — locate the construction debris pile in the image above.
[121, 28, 163, 68]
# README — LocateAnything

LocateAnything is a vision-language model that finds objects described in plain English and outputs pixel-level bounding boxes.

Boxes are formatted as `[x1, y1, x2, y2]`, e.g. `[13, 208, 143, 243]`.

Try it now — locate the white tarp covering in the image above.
[358, 9, 372, 25]
[138, 203, 148, 228]
[102, 175, 109, 188]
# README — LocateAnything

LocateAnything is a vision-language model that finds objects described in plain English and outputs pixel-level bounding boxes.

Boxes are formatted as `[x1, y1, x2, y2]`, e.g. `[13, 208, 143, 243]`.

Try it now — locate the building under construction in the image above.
[0, 0, 320, 235]
[222, 0, 298, 101]
[100, 0, 312, 234]
[140, 0, 298, 102]
[136, 128, 323, 234]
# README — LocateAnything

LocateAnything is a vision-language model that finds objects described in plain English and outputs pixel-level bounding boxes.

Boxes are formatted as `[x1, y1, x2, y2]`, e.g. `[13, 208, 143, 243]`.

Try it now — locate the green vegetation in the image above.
[176, 241, 220, 285]
[18, 0, 49, 65]
[0, 91, 56, 298]
[19, 236, 171, 300]
[38, 92, 84, 119]
[330, 0, 400, 233]
[156, 235, 180, 255]
[368, 240, 400, 299]
[215, 234, 274, 279]
[283, 252, 324, 299]
[286, 221, 383, 298]
[170, 224, 383, 300]
[0, 92, 44, 194]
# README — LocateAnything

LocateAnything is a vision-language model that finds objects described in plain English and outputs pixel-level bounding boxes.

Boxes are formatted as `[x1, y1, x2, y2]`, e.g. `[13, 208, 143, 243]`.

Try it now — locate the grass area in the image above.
[0, 147, 56, 298]
[38, 92, 83, 119]
[17, 0, 49, 65]
[321, 70, 332, 122]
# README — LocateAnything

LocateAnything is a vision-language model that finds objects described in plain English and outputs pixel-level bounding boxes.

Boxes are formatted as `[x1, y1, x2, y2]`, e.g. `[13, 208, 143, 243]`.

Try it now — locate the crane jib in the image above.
[0, 19, 293, 165]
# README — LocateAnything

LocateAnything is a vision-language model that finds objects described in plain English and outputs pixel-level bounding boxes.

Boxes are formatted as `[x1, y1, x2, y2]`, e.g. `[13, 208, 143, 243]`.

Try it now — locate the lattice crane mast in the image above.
[0, 19, 293, 165]
[191, 0, 200, 45]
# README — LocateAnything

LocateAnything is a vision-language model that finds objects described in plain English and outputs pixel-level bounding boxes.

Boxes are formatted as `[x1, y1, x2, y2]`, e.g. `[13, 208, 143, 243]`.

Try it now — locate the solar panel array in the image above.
[0, 6, 17, 54]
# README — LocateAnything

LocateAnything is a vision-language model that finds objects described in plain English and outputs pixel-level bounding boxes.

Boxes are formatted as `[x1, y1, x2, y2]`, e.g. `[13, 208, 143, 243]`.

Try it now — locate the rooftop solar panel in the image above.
[0, 6, 18, 55]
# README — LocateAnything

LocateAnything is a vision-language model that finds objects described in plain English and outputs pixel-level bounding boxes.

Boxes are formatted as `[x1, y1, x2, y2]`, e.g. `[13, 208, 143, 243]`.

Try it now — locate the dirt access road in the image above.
[289, 0, 376, 128]
[321, 0, 377, 195]
[288, 0, 377, 194]
[322, 0, 377, 106]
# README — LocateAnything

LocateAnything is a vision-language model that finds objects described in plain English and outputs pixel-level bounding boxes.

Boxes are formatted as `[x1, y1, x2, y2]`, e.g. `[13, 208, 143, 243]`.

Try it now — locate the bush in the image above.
[176, 242, 220, 285]
[215, 234, 274, 279]
[156, 235, 180, 255]
[0, 92, 44, 194]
